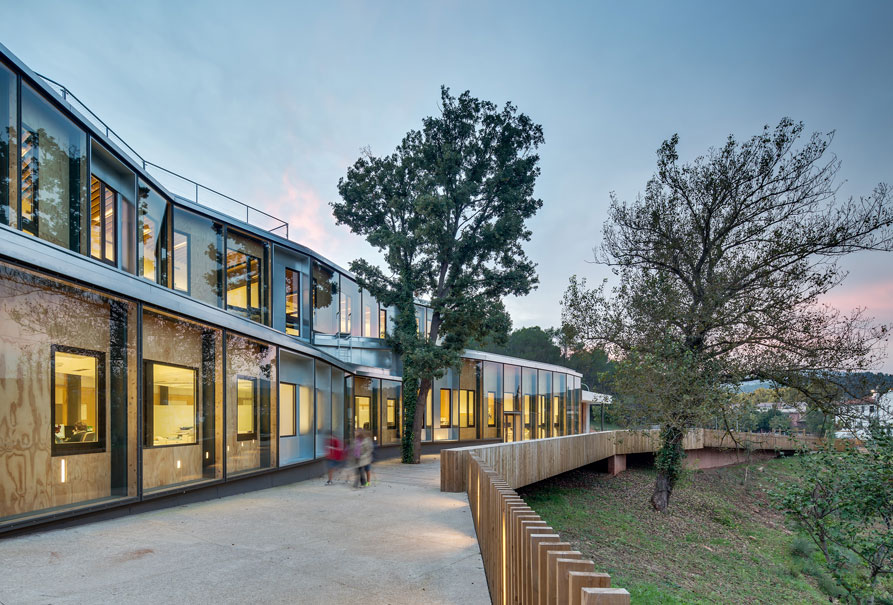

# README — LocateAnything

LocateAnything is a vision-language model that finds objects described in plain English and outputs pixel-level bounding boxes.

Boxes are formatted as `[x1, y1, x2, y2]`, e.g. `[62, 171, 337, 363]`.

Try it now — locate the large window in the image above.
[138, 181, 170, 285]
[89, 176, 117, 265]
[52, 345, 104, 454]
[285, 268, 300, 336]
[440, 389, 452, 428]
[0, 63, 16, 228]
[356, 396, 372, 431]
[379, 308, 387, 339]
[144, 362, 197, 447]
[362, 290, 379, 339]
[312, 261, 338, 335]
[237, 377, 258, 441]
[226, 230, 267, 324]
[171, 207, 222, 306]
[20, 84, 88, 253]
[340, 277, 361, 336]
[459, 390, 475, 428]
[280, 383, 296, 437]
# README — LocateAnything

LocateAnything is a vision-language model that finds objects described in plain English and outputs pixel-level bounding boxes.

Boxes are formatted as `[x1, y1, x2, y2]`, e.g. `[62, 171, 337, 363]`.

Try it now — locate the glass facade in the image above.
[340, 277, 361, 337]
[20, 84, 88, 254]
[225, 334, 276, 476]
[0, 261, 137, 527]
[312, 261, 338, 335]
[0, 49, 586, 531]
[142, 309, 223, 494]
[172, 207, 223, 307]
[0, 63, 16, 228]
[138, 181, 170, 286]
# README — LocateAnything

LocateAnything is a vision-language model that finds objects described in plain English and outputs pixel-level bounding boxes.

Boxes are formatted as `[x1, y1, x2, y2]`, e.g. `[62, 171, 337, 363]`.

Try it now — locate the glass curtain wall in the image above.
[482, 362, 502, 440]
[225, 230, 267, 325]
[312, 261, 338, 335]
[353, 377, 379, 442]
[522, 367, 536, 440]
[225, 334, 276, 476]
[415, 305, 426, 339]
[141, 309, 222, 494]
[361, 290, 379, 339]
[433, 368, 457, 441]
[90, 142, 136, 274]
[315, 362, 332, 456]
[340, 277, 361, 337]
[171, 207, 223, 307]
[0, 63, 16, 228]
[537, 370, 552, 438]
[380, 380, 402, 446]
[20, 84, 88, 254]
[332, 369, 345, 441]
[0, 261, 137, 528]
[137, 181, 170, 286]
[503, 364, 521, 443]
[555, 373, 567, 437]
[279, 350, 314, 464]
[571, 375, 581, 433]
[459, 359, 480, 441]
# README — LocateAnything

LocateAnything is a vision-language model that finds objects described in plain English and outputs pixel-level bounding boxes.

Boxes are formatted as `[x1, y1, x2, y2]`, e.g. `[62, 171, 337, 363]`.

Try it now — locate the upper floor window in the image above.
[312, 261, 338, 335]
[20, 84, 88, 254]
[379, 308, 387, 339]
[0, 63, 16, 229]
[226, 230, 267, 324]
[138, 181, 170, 286]
[285, 268, 300, 336]
[89, 176, 117, 265]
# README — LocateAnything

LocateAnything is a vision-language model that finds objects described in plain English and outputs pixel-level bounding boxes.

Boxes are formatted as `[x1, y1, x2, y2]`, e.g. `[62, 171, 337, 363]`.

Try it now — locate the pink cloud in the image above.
[821, 280, 893, 316]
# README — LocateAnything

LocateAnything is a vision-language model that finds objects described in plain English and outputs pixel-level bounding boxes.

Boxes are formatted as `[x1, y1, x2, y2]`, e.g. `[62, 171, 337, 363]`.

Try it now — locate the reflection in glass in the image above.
[0, 63, 16, 227]
[362, 290, 379, 338]
[20, 84, 88, 253]
[53, 347, 102, 449]
[89, 176, 117, 265]
[340, 277, 361, 336]
[280, 383, 296, 437]
[312, 261, 338, 334]
[172, 207, 222, 306]
[285, 268, 300, 336]
[138, 181, 169, 285]
[237, 377, 257, 440]
[378, 308, 387, 339]
[146, 362, 196, 446]
[226, 230, 266, 323]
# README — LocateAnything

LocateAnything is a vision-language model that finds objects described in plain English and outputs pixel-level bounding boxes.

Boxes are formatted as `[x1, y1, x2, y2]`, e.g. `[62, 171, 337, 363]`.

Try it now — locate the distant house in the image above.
[834, 390, 893, 440]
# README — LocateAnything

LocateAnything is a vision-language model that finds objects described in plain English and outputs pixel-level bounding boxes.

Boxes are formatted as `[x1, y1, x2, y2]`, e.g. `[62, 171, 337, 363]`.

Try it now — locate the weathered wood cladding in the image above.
[449, 429, 837, 603]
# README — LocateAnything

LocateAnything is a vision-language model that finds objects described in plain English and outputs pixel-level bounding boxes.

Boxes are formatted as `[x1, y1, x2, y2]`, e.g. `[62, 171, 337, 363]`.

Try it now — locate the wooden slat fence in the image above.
[448, 428, 837, 603]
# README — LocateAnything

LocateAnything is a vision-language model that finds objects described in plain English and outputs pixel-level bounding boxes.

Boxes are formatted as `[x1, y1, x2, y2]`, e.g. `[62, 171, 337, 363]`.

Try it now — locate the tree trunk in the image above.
[651, 426, 685, 512]
[408, 377, 432, 464]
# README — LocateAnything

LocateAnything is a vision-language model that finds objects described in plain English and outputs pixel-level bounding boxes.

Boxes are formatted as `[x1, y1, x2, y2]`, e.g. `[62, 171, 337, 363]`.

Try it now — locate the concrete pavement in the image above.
[0, 455, 489, 605]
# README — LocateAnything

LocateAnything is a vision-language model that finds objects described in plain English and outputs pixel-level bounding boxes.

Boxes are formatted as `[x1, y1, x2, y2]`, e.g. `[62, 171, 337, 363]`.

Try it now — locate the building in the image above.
[0, 44, 583, 533]
[834, 391, 893, 440]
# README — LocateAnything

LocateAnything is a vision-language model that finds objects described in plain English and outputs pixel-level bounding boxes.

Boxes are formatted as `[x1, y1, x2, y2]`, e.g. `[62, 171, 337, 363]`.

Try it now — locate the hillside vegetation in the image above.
[519, 458, 835, 604]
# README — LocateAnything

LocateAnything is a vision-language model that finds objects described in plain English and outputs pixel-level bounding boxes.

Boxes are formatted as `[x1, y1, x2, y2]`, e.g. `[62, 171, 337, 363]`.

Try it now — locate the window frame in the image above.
[89, 175, 118, 266]
[386, 397, 398, 430]
[284, 267, 300, 336]
[51, 344, 106, 456]
[171, 229, 191, 294]
[143, 359, 199, 449]
[378, 308, 387, 339]
[236, 375, 259, 441]
[439, 388, 452, 428]
[487, 391, 497, 427]
[279, 381, 297, 437]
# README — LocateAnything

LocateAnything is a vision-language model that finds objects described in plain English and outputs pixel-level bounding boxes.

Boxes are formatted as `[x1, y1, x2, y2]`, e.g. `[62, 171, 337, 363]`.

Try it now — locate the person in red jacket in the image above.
[324, 431, 345, 484]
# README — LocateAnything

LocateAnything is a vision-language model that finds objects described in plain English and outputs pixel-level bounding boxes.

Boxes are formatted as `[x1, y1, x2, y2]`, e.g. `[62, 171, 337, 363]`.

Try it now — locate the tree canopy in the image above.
[563, 118, 893, 510]
[333, 86, 544, 462]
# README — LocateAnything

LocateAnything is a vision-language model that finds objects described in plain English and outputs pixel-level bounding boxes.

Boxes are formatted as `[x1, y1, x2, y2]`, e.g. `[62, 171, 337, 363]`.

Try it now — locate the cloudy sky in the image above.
[5, 1, 892, 370]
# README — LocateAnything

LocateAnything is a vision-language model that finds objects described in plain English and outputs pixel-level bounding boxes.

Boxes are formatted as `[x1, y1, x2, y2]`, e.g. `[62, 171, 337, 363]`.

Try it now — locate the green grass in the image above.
[518, 457, 832, 604]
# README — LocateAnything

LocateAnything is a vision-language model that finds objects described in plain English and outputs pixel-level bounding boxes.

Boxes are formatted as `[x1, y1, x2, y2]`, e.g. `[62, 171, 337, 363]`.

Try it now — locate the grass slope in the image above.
[518, 457, 828, 604]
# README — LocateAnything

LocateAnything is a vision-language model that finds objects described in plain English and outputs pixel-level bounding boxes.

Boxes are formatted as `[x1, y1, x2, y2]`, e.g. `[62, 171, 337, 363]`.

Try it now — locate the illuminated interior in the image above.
[53, 350, 99, 444]
[237, 377, 257, 439]
[149, 363, 196, 446]
[280, 383, 296, 436]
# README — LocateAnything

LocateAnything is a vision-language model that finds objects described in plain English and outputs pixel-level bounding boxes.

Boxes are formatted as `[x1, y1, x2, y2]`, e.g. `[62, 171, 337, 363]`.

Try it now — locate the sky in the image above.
[3, 0, 892, 371]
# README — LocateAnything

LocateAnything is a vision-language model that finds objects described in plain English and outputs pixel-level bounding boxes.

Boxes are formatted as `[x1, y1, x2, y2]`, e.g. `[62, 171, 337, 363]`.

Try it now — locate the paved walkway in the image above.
[0, 456, 489, 605]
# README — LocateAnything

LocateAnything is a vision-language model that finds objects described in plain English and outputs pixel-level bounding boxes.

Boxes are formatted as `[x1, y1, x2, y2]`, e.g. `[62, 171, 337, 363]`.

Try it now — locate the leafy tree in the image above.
[480, 326, 562, 364]
[333, 87, 544, 463]
[772, 429, 893, 603]
[563, 118, 892, 511]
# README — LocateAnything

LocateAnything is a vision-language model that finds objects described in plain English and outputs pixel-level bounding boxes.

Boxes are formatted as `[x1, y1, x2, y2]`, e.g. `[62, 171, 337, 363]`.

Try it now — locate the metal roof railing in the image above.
[36, 73, 289, 239]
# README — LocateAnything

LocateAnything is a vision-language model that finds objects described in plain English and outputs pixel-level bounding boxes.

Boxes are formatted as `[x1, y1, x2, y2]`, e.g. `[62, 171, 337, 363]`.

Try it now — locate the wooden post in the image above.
[557, 560, 595, 605]
[544, 550, 581, 605]
[527, 533, 560, 604]
[535, 541, 570, 605]
[568, 571, 611, 605]
[580, 587, 631, 604]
